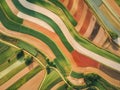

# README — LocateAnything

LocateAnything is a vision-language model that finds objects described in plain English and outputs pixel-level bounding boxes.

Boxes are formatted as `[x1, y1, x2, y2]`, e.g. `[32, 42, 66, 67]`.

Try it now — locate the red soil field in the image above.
[79, 9, 92, 35]
[67, 0, 74, 10]
[74, 0, 84, 22]
[71, 50, 100, 68]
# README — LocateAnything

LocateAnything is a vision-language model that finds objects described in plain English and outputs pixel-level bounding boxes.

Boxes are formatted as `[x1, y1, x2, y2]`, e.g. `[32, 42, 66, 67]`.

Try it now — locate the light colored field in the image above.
[19, 70, 45, 90]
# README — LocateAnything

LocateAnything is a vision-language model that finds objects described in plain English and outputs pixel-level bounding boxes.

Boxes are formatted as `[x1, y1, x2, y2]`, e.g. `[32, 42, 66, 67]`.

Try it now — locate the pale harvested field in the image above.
[0, 62, 39, 90]
[19, 70, 45, 90]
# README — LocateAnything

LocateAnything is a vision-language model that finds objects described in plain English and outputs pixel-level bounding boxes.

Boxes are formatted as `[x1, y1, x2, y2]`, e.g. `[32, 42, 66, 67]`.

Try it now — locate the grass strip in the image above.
[7, 65, 42, 90]
[70, 71, 84, 79]
[17, 41, 38, 56]
[0, 0, 23, 23]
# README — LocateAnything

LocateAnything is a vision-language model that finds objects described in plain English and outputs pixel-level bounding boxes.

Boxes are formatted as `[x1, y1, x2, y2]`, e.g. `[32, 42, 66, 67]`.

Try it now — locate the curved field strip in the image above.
[16, 0, 120, 71]
[14, 0, 73, 52]
[0, 62, 39, 90]
[75, 4, 88, 31]
[92, 27, 108, 47]
[69, 0, 79, 15]
[74, 0, 84, 22]
[19, 70, 45, 90]
[0, 1, 71, 75]
[83, 16, 96, 38]
[67, 76, 85, 86]
[62, 0, 69, 7]
[67, 0, 73, 10]
[0, 24, 55, 60]
[79, 9, 92, 35]
[72, 50, 100, 68]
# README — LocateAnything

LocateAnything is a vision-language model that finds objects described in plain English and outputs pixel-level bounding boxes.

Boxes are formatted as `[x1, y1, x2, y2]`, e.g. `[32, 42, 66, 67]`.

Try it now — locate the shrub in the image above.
[25, 56, 33, 65]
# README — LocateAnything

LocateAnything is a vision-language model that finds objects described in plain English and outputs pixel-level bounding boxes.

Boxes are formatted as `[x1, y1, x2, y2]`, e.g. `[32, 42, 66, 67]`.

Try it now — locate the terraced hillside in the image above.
[0, 0, 120, 90]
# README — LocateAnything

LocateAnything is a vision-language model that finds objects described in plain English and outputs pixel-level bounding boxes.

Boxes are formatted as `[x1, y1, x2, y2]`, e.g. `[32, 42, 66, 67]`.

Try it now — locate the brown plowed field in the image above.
[74, 0, 84, 22]
[71, 50, 100, 68]
[67, 0, 74, 10]
[79, 9, 92, 35]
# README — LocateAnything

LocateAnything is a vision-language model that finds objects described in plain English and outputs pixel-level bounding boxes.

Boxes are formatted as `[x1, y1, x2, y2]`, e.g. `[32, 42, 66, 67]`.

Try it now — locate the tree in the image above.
[16, 49, 24, 59]
[25, 56, 33, 65]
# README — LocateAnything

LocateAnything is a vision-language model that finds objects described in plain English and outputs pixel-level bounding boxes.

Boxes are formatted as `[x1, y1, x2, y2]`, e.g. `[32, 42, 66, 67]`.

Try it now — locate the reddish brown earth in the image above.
[74, 0, 84, 22]
[79, 9, 92, 35]
[67, 0, 74, 10]
[71, 50, 100, 68]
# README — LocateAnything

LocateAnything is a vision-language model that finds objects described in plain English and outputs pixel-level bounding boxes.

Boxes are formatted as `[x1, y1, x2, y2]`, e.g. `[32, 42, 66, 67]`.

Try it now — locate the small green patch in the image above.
[70, 71, 84, 79]
[115, 0, 120, 6]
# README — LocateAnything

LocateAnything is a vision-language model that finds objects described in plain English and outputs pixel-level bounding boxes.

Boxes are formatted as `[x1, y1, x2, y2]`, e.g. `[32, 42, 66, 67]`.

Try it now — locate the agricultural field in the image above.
[0, 0, 120, 90]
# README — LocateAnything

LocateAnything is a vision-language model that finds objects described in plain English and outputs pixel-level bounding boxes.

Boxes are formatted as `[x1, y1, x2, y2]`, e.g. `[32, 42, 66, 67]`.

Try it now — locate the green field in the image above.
[70, 71, 84, 79]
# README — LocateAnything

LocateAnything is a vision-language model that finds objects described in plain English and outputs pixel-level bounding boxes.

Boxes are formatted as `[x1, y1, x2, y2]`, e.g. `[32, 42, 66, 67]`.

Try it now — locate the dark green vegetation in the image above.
[108, 30, 118, 40]
[27, 0, 120, 63]
[0, 0, 71, 76]
[7, 66, 43, 90]
[0, 0, 23, 23]
[115, 0, 120, 6]
[40, 69, 62, 90]
[25, 55, 33, 65]
[70, 71, 84, 79]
